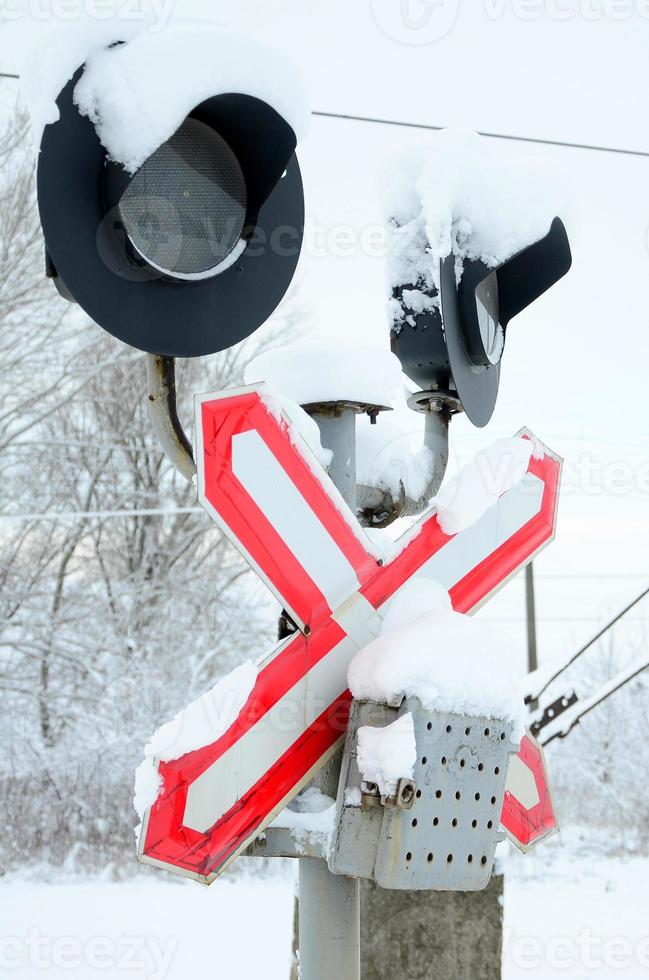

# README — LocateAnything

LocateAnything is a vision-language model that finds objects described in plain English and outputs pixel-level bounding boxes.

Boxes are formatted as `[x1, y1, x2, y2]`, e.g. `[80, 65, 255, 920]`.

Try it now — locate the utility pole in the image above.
[360, 877, 504, 980]
[526, 562, 539, 712]
[304, 402, 505, 980]
[298, 401, 362, 980]
[525, 562, 539, 675]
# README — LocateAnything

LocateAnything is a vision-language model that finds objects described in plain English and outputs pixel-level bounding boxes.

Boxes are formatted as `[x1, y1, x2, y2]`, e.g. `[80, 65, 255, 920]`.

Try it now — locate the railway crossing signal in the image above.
[391, 217, 572, 426]
[138, 385, 561, 882]
[37, 58, 304, 357]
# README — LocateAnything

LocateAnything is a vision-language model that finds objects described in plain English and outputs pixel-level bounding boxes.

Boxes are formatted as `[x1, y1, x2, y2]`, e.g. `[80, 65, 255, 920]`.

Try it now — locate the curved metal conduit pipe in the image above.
[146, 354, 197, 483]
[145, 358, 457, 532]
[356, 392, 459, 529]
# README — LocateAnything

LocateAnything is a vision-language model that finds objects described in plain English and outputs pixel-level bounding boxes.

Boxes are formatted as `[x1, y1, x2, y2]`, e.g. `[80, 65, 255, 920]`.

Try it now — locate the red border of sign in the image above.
[200, 392, 377, 631]
[501, 732, 559, 851]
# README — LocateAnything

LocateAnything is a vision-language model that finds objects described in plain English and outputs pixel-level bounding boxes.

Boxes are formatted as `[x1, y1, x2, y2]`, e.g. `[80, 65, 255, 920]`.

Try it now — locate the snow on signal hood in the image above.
[22, 21, 311, 172]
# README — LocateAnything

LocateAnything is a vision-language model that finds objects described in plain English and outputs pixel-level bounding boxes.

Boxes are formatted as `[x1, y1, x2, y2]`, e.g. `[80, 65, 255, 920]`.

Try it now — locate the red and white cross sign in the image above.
[138, 386, 561, 882]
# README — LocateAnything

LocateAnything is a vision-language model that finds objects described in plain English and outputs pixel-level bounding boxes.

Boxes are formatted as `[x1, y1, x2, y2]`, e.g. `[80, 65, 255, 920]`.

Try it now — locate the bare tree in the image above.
[0, 106, 302, 873]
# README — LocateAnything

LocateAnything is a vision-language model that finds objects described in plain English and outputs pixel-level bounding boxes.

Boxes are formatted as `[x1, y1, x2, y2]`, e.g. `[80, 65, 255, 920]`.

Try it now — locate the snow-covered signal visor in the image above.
[37, 77, 304, 357]
[391, 218, 572, 427]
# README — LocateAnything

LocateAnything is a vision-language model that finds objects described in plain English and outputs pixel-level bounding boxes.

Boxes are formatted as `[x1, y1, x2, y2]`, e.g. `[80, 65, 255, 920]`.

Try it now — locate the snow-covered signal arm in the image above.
[386, 132, 572, 429]
[136, 386, 561, 882]
[33, 26, 308, 359]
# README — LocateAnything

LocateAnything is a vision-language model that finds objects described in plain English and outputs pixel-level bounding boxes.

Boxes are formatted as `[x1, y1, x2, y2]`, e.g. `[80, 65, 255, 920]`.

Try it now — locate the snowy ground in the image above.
[0, 867, 296, 979]
[502, 829, 649, 979]
[2, 829, 648, 979]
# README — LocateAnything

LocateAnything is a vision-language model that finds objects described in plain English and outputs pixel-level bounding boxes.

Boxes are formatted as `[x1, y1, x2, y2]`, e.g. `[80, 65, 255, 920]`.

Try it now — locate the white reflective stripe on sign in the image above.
[506, 754, 540, 810]
[332, 592, 383, 649]
[183, 593, 386, 834]
[232, 430, 360, 612]
[420, 473, 545, 590]
[183, 632, 359, 834]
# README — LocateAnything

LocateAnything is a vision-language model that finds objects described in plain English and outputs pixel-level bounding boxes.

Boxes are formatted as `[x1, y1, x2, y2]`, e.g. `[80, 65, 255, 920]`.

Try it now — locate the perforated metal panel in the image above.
[329, 698, 516, 891]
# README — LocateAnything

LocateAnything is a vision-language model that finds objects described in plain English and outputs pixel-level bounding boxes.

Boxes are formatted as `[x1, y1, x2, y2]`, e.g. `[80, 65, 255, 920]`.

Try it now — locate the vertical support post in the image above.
[525, 561, 538, 674]
[296, 403, 360, 980]
[299, 859, 361, 980]
[361, 875, 504, 979]
[308, 404, 357, 512]
[526, 561, 539, 710]
[357, 397, 504, 980]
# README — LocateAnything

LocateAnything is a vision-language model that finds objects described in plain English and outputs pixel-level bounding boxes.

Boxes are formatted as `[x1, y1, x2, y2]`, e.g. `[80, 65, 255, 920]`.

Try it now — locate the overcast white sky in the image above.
[1, 0, 648, 675]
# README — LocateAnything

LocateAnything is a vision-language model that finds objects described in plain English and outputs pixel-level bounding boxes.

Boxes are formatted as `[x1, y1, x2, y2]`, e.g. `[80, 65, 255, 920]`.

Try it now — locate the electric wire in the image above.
[312, 109, 649, 159]
[528, 585, 649, 704]
[1, 71, 647, 159]
[540, 657, 649, 747]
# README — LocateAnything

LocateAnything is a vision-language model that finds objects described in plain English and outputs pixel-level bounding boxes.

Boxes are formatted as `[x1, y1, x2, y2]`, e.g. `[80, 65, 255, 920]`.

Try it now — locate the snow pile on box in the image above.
[134, 661, 257, 823]
[383, 129, 561, 326]
[434, 435, 538, 536]
[357, 712, 417, 798]
[22, 20, 310, 170]
[348, 578, 525, 740]
[245, 342, 403, 409]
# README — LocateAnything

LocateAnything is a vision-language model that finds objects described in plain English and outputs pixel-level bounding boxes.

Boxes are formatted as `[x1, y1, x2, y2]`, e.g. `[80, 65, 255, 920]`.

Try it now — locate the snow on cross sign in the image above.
[138, 385, 561, 883]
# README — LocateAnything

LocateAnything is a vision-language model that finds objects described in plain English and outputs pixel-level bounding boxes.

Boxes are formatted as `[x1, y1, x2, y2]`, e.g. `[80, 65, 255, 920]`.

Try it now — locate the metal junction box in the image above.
[329, 697, 516, 891]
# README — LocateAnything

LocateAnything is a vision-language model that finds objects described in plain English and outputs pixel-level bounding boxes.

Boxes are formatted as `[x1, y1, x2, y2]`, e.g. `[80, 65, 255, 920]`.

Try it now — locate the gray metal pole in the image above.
[301, 399, 504, 980]
[525, 562, 538, 675]
[299, 858, 361, 980]
[355, 398, 505, 980]
[526, 561, 539, 711]
[308, 404, 357, 511]
[297, 404, 360, 980]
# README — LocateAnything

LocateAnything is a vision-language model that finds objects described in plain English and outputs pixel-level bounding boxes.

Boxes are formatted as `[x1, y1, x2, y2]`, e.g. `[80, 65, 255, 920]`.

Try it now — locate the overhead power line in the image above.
[526, 583, 649, 745]
[313, 109, 649, 159]
[527, 583, 649, 704]
[540, 656, 649, 746]
[0, 506, 202, 522]
[532, 573, 649, 580]
[0, 70, 645, 159]
[489, 616, 649, 624]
